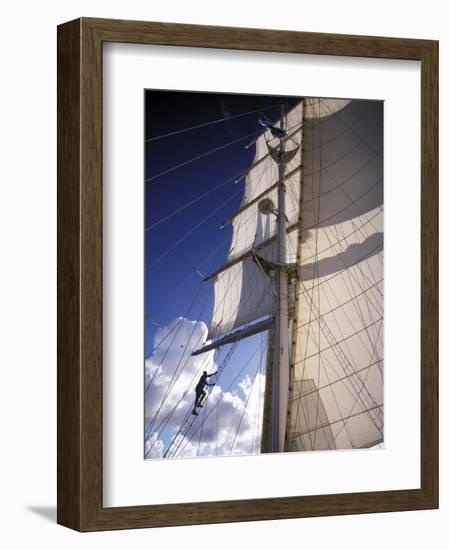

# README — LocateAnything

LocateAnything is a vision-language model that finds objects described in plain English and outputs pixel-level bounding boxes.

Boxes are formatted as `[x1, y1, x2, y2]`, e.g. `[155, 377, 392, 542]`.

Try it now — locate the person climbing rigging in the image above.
[192, 371, 217, 415]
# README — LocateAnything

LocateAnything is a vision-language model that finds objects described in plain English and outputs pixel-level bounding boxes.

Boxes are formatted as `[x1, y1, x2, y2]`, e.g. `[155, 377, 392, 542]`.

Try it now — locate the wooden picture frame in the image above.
[57, 17, 438, 531]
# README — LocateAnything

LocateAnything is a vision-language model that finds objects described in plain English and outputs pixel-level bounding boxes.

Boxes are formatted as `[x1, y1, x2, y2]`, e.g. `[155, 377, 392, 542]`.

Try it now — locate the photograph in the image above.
[144, 91, 384, 459]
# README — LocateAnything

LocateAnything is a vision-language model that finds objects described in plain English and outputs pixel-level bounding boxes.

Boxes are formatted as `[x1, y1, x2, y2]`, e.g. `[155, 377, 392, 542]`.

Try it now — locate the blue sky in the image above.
[144, 90, 300, 458]
[145, 90, 288, 346]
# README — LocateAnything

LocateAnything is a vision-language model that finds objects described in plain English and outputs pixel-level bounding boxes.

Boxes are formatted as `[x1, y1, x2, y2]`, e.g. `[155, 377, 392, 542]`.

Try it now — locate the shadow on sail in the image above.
[299, 232, 383, 282]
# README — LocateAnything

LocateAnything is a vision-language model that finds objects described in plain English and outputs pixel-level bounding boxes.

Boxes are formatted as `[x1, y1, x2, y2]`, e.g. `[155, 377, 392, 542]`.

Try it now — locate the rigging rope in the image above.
[310, 101, 324, 448]
[146, 129, 264, 183]
[251, 337, 264, 454]
[172, 336, 268, 458]
[144, 232, 230, 322]
[196, 395, 209, 457]
[146, 143, 275, 233]
[144, 281, 207, 397]
[153, 266, 262, 458]
[168, 336, 263, 457]
[332, 324, 384, 442]
[146, 185, 243, 270]
[146, 260, 265, 456]
[159, 111, 300, 456]
[145, 97, 385, 454]
[144, 282, 214, 440]
[145, 157, 274, 271]
[145, 181, 273, 414]
[144, 125, 280, 446]
[146, 103, 280, 143]
[161, 275, 270, 459]
[146, 174, 238, 232]
[229, 346, 264, 455]
[144, 226, 232, 397]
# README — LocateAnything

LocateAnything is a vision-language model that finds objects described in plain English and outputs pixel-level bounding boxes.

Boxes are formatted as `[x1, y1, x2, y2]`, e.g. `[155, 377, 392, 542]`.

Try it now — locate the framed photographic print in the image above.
[57, 17, 438, 531]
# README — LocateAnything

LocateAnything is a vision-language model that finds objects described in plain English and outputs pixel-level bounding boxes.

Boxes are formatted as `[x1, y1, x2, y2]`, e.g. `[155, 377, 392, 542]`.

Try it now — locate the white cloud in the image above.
[145, 432, 165, 458]
[144, 317, 266, 460]
[181, 372, 266, 458]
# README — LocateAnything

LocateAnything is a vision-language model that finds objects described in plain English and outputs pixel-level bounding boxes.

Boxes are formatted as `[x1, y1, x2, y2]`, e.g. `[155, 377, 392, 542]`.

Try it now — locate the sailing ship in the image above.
[145, 96, 384, 458]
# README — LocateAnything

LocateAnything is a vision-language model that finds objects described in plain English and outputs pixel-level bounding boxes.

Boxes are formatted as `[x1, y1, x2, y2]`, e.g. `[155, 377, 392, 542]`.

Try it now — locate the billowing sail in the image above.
[286, 98, 384, 451]
[208, 103, 303, 339]
[205, 96, 384, 451]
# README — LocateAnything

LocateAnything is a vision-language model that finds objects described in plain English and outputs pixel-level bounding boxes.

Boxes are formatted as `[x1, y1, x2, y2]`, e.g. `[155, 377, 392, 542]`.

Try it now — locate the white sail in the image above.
[286, 98, 384, 451]
[208, 103, 303, 339]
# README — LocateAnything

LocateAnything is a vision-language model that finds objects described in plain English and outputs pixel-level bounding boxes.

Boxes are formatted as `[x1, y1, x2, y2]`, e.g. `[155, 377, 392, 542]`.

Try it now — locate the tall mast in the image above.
[270, 102, 290, 453]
